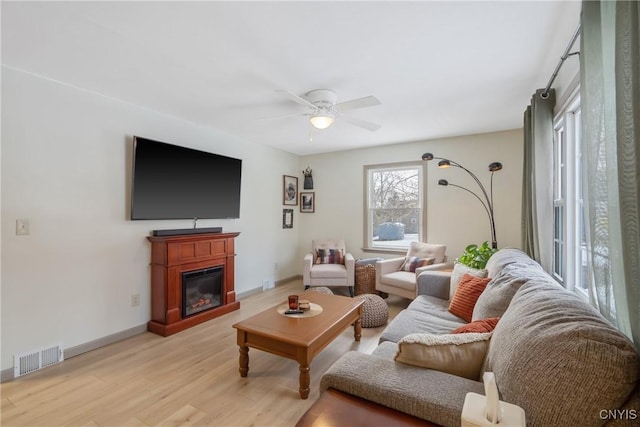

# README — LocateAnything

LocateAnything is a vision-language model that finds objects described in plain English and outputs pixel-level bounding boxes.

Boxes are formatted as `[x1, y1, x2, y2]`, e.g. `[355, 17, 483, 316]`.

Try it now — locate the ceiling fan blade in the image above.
[257, 112, 310, 121]
[335, 95, 381, 112]
[340, 115, 381, 132]
[276, 90, 316, 109]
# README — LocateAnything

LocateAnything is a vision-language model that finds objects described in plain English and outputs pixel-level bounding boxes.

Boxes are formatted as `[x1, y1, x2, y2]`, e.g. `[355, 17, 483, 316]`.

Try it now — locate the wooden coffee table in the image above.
[232, 292, 364, 399]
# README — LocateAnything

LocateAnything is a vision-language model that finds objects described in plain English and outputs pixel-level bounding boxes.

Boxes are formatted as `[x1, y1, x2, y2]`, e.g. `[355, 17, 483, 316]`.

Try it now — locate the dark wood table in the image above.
[295, 388, 439, 426]
[232, 292, 364, 399]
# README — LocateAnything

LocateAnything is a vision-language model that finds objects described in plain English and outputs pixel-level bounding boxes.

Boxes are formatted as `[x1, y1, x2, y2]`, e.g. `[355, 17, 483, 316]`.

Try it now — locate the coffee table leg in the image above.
[354, 317, 362, 342]
[299, 364, 310, 399]
[239, 346, 249, 377]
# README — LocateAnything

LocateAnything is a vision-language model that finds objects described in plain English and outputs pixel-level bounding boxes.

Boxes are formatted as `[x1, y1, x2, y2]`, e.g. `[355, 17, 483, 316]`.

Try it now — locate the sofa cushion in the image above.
[448, 274, 491, 322]
[310, 263, 347, 279]
[471, 263, 536, 321]
[484, 280, 640, 426]
[451, 317, 499, 334]
[395, 332, 492, 380]
[449, 263, 487, 299]
[484, 247, 538, 278]
[379, 271, 418, 290]
[408, 295, 468, 324]
[380, 296, 465, 343]
[406, 242, 446, 264]
[320, 349, 486, 426]
[399, 256, 434, 272]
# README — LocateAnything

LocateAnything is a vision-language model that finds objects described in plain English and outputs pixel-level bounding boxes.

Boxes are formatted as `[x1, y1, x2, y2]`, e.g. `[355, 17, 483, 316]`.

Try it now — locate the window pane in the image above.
[366, 165, 422, 250]
[554, 204, 564, 279]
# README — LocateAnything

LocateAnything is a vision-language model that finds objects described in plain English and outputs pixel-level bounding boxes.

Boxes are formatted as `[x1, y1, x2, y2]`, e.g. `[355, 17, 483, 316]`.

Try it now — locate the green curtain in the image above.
[581, 0, 640, 349]
[522, 89, 555, 271]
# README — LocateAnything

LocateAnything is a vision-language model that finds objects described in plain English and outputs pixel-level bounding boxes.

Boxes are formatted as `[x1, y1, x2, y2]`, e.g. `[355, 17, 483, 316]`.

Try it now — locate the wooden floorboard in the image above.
[1, 281, 409, 427]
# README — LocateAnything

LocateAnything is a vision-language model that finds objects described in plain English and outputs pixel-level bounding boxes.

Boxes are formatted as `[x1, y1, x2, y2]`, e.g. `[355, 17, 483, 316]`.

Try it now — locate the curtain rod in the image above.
[541, 23, 582, 99]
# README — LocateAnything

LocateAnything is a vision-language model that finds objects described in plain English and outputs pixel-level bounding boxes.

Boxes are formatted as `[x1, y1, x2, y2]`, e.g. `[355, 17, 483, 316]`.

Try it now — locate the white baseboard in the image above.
[1, 276, 303, 383]
[1, 323, 148, 383]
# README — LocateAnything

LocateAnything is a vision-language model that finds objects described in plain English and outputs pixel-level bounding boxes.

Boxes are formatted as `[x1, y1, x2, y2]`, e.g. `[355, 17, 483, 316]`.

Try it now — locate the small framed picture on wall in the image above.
[283, 209, 294, 228]
[300, 192, 315, 213]
[283, 175, 298, 205]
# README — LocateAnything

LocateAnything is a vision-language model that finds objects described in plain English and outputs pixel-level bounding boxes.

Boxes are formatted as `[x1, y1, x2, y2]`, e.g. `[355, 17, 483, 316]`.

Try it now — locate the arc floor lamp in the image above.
[422, 152, 502, 249]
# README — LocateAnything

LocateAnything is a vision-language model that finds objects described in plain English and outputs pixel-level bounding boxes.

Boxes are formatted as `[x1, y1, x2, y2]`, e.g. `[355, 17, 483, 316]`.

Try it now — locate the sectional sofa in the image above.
[302, 248, 640, 426]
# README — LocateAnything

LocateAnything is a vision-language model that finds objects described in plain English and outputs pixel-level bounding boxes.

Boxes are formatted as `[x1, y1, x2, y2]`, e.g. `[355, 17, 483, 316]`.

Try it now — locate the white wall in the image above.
[1, 66, 524, 374]
[298, 130, 523, 262]
[1, 68, 300, 371]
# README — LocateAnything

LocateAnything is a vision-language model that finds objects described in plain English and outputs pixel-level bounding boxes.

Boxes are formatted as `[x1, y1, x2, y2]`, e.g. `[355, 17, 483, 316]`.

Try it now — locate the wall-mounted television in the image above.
[130, 136, 242, 220]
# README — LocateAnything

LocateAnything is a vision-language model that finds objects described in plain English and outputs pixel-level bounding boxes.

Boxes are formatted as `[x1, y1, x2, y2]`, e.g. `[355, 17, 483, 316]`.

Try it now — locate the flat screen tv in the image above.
[130, 136, 242, 220]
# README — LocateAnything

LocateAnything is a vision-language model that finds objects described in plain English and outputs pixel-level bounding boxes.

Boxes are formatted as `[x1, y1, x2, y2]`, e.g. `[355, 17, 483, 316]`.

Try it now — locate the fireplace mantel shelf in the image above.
[147, 232, 241, 336]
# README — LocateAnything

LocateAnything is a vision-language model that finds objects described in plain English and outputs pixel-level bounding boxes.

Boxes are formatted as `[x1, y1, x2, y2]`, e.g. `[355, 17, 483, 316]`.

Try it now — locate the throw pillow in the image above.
[406, 242, 446, 264]
[315, 248, 344, 264]
[399, 256, 435, 272]
[449, 263, 488, 299]
[471, 263, 530, 321]
[448, 274, 491, 322]
[395, 332, 492, 380]
[451, 317, 500, 334]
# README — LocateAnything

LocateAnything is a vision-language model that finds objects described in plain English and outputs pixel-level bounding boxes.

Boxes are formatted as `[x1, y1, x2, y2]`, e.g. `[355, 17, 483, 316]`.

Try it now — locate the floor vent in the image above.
[14, 344, 64, 378]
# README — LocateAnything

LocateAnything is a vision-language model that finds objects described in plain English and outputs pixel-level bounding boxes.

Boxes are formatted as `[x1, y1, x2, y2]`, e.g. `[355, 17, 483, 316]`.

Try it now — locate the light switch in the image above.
[16, 219, 30, 236]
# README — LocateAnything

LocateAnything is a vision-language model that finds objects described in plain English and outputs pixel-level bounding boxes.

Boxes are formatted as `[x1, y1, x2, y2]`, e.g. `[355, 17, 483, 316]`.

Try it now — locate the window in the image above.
[553, 123, 566, 281]
[364, 162, 425, 251]
[553, 90, 589, 296]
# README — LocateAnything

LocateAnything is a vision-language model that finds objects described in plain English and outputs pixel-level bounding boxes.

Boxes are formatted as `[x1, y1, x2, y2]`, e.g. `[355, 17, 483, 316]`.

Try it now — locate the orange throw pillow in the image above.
[448, 274, 491, 322]
[452, 317, 500, 334]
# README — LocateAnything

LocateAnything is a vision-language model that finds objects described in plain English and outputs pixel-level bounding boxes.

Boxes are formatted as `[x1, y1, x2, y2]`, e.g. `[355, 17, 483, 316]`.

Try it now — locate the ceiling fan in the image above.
[276, 89, 382, 131]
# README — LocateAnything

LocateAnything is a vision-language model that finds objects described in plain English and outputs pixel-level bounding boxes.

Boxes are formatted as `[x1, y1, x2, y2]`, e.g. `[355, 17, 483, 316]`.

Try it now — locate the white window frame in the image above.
[553, 88, 588, 298]
[363, 161, 426, 253]
[553, 119, 567, 282]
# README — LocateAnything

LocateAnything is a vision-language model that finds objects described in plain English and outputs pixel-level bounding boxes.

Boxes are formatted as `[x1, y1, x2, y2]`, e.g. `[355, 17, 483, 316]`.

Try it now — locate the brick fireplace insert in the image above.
[146, 231, 240, 336]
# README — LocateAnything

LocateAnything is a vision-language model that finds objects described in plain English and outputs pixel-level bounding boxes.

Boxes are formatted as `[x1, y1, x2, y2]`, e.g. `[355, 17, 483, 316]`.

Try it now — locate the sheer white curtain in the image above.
[522, 89, 555, 272]
[581, 0, 639, 349]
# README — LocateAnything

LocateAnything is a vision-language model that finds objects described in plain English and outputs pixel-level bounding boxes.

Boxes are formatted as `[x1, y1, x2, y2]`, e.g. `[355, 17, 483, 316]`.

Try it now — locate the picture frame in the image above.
[282, 209, 294, 229]
[300, 192, 315, 213]
[283, 175, 298, 205]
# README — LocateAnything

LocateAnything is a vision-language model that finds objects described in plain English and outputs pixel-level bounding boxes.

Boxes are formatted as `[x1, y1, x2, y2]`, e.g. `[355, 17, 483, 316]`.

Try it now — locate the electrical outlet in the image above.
[131, 294, 140, 307]
[16, 219, 30, 236]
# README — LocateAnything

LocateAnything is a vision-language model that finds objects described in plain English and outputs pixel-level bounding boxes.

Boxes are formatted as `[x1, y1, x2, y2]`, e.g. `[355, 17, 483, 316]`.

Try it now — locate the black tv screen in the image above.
[131, 136, 242, 220]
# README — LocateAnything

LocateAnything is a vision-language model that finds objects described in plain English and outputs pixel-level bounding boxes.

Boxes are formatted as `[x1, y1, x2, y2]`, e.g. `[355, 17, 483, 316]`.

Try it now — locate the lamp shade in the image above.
[489, 162, 503, 172]
[438, 179, 449, 186]
[309, 111, 335, 129]
[438, 160, 451, 168]
[422, 152, 434, 161]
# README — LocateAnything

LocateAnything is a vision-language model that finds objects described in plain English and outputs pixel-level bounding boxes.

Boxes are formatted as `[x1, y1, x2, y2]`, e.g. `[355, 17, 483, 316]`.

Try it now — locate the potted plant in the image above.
[456, 241, 497, 270]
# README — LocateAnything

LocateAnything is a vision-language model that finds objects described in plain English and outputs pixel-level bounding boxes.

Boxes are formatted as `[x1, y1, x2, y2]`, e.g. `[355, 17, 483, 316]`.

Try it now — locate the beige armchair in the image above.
[303, 239, 355, 296]
[375, 242, 453, 300]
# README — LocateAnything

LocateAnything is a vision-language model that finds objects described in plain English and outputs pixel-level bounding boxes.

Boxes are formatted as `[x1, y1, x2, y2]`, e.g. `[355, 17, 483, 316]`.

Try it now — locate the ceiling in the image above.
[2, 1, 582, 156]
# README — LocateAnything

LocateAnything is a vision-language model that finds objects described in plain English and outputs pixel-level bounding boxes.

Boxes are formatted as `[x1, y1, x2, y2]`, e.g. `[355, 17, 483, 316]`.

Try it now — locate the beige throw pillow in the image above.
[406, 242, 446, 264]
[394, 332, 492, 380]
[449, 263, 488, 299]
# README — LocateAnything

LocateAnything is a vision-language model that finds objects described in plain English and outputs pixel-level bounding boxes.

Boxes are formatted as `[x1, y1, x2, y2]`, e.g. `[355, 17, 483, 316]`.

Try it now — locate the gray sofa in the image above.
[320, 248, 640, 426]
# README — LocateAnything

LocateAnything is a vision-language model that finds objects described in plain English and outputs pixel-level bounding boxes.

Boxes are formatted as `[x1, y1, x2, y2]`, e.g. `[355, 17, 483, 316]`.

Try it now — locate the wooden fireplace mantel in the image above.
[147, 231, 240, 336]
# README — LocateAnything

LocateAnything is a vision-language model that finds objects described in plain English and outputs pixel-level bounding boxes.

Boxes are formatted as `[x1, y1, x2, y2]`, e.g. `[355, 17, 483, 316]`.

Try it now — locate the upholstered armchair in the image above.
[303, 239, 355, 296]
[375, 242, 453, 300]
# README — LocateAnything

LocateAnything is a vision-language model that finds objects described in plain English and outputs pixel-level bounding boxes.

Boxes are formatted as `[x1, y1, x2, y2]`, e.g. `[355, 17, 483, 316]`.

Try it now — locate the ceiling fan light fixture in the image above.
[309, 111, 335, 129]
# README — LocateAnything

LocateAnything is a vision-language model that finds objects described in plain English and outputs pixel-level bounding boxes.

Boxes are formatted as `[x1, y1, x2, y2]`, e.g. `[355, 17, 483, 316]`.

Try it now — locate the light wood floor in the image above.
[1, 281, 410, 427]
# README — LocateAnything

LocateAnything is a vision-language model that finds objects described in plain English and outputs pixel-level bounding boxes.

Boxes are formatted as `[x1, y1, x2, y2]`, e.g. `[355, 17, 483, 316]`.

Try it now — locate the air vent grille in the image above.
[14, 344, 64, 377]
